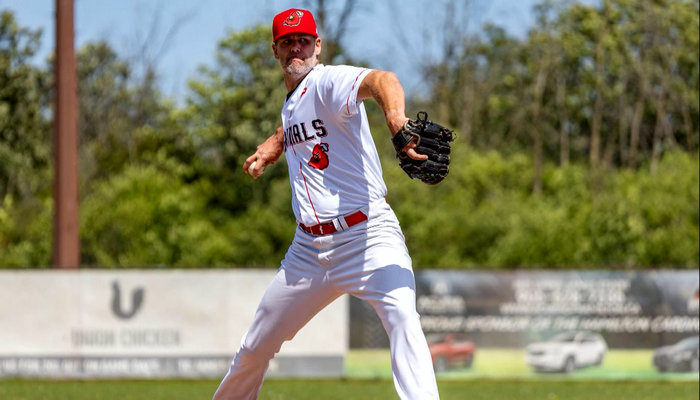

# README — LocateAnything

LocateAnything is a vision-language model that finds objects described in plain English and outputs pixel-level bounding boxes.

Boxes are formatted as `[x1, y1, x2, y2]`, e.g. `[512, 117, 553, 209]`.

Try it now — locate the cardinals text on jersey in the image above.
[283, 119, 328, 151]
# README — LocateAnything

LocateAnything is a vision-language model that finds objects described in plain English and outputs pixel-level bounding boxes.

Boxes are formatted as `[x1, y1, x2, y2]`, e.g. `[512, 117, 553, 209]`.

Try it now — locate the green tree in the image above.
[76, 41, 175, 184]
[133, 24, 297, 266]
[182, 25, 289, 215]
[80, 165, 233, 267]
[0, 10, 52, 267]
[0, 10, 51, 202]
[423, 0, 699, 170]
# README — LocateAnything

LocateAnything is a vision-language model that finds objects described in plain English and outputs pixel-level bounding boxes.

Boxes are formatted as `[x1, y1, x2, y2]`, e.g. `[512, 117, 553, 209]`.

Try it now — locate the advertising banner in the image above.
[415, 270, 699, 348]
[349, 270, 699, 380]
[0, 271, 348, 379]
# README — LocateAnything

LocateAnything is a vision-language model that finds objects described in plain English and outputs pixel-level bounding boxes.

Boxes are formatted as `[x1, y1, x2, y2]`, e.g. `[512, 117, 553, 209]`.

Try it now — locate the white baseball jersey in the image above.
[281, 64, 387, 226]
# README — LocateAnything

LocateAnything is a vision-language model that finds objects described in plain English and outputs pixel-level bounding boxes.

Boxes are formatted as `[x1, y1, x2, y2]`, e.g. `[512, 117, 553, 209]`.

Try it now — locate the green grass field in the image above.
[1, 350, 698, 399]
[347, 349, 700, 381]
[0, 379, 698, 400]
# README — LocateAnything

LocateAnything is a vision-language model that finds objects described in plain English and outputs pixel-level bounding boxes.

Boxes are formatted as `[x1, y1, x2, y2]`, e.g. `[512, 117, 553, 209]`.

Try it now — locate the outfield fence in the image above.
[0, 269, 697, 380]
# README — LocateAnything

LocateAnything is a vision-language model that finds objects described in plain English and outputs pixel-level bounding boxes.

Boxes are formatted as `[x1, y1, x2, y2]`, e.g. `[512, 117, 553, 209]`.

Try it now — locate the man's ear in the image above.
[315, 37, 322, 57]
[272, 43, 280, 59]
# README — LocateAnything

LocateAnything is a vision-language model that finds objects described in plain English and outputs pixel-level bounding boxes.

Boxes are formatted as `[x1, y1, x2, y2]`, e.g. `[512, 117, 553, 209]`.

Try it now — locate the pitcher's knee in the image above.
[234, 341, 277, 368]
[383, 307, 422, 335]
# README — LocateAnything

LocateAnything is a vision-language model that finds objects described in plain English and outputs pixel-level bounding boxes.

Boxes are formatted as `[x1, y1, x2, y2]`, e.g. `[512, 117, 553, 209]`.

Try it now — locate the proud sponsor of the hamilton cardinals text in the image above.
[421, 315, 700, 333]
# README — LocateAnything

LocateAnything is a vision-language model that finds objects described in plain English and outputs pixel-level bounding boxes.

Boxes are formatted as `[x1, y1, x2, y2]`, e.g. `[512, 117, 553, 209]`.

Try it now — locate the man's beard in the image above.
[284, 56, 315, 77]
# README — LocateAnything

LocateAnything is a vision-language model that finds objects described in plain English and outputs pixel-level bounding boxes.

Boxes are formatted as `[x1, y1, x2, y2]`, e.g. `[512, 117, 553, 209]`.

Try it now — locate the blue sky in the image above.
[1, 0, 597, 102]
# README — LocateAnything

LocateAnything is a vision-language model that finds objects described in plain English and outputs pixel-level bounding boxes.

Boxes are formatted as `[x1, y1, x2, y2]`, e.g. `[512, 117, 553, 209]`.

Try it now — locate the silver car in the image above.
[525, 332, 608, 373]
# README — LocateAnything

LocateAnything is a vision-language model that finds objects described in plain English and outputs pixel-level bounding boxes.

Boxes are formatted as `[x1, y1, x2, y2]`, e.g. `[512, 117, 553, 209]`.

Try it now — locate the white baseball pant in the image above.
[213, 199, 439, 399]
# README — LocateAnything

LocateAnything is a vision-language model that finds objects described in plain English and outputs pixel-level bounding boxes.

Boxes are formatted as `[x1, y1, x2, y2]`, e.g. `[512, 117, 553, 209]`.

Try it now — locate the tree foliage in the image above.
[0, 2, 697, 269]
[0, 11, 51, 202]
[422, 0, 699, 173]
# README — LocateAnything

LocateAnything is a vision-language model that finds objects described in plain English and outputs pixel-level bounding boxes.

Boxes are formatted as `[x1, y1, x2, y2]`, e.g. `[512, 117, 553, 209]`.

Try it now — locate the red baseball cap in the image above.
[272, 8, 318, 42]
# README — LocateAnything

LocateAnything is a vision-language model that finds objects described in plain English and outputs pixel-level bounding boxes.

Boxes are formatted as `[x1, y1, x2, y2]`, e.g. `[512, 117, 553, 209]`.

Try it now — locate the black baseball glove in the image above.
[391, 112, 456, 185]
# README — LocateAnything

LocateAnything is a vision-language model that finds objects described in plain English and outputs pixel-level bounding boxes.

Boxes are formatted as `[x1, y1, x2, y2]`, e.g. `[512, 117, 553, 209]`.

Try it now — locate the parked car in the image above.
[525, 332, 608, 374]
[426, 333, 476, 373]
[653, 336, 700, 373]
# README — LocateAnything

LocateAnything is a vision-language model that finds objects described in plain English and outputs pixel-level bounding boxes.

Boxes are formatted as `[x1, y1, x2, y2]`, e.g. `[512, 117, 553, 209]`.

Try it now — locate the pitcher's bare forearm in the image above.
[358, 71, 427, 160]
[358, 71, 407, 134]
[243, 125, 284, 175]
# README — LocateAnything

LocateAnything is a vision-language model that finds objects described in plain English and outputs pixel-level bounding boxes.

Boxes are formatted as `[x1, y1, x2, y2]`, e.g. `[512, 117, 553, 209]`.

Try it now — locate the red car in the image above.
[426, 333, 476, 372]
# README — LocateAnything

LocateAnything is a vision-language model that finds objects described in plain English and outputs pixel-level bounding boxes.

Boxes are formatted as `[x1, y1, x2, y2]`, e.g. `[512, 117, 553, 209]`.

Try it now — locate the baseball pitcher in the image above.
[214, 8, 454, 400]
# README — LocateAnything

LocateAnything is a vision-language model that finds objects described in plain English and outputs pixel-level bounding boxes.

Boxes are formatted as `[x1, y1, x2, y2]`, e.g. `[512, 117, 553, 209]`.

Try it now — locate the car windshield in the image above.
[549, 333, 577, 343]
[674, 336, 699, 350]
[454, 335, 471, 344]
[426, 334, 447, 344]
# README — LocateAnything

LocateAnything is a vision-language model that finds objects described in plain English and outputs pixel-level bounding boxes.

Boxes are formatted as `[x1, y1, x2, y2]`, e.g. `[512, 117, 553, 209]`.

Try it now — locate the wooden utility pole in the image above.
[53, 0, 80, 269]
